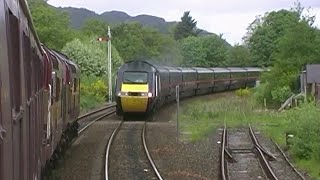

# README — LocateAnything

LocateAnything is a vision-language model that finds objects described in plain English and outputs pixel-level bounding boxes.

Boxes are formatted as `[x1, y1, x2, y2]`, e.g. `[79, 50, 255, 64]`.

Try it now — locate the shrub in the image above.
[235, 88, 251, 97]
[80, 75, 107, 111]
[284, 102, 320, 161]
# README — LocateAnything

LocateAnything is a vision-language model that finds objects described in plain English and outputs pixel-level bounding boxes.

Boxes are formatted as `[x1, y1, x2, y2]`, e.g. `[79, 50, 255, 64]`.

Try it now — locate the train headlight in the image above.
[147, 92, 152, 97]
[117, 92, 128, 96]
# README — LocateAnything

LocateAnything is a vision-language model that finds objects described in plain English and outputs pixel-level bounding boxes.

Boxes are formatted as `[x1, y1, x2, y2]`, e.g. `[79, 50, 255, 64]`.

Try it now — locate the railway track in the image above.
[220, 125, 305, 180]
[105, 121, 163, 180]
[77, 104, 116, 134]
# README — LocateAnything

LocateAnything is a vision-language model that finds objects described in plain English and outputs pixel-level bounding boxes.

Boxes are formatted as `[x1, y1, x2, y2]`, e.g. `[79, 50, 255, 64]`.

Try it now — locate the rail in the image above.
[249, 125, 278, 180]
[105, 121, 163, 180]
[77, 104, 116, 121]
[272, 139, 306, 180]
[105, 120, 123, 180]
[142, 122, 163, 180]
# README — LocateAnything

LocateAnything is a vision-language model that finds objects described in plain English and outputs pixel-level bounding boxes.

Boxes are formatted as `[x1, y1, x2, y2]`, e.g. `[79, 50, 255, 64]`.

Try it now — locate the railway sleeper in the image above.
[224, 148, 237, 163]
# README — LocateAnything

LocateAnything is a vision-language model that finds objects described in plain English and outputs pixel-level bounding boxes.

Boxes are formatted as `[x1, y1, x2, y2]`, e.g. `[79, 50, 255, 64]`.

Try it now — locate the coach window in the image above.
[7, 10, 22, 111]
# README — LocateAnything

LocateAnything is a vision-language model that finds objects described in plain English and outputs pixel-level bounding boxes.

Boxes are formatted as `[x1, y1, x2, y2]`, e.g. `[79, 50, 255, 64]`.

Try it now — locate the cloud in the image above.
[48, 0, 320, 44]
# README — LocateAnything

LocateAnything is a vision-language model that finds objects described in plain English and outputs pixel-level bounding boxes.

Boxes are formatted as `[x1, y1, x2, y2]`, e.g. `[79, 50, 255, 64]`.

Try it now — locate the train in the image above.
[0, 0, 80, 179]
[0, 0, 264, 179]
[115, 60, 263, 116]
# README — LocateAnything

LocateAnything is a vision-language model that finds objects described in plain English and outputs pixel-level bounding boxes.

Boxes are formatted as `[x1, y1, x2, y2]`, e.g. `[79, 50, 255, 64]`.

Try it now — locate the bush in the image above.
[80, 75, 107, 111]
[284, 102, 320, 161]
[271, 86, 292, 102]
[235, 88, 251, 97]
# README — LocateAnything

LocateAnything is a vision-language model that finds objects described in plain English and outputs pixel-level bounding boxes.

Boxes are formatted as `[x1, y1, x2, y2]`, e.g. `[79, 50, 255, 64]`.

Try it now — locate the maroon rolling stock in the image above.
[0, 0, 81, 179]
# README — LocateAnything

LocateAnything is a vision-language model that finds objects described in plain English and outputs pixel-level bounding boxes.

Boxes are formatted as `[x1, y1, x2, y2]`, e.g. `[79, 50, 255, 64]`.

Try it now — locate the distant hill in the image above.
[56, 7, 212, 35]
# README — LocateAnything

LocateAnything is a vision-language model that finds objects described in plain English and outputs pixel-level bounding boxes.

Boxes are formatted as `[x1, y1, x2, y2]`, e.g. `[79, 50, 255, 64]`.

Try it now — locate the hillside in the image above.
[56, 7, 211, 34]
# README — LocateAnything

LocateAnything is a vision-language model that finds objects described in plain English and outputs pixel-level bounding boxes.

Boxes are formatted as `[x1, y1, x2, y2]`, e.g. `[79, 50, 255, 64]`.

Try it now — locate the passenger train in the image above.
[1, 0, 263, 179]
[0, 0, 80, 179]
[115, 60, 263, 116]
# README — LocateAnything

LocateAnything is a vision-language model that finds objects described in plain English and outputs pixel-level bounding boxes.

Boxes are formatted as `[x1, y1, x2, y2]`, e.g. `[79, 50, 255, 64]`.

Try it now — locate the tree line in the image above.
[28, 0, 320, 104]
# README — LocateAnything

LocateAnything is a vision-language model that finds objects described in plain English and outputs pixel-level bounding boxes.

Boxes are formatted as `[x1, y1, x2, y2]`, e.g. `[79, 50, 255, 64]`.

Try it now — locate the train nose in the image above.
[119, 84, 150, 113]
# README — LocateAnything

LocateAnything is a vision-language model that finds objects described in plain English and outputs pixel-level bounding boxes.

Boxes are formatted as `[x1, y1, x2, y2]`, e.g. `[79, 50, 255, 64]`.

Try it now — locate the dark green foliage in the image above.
[81, 18, 108, 37]
[179, 35, 231, 67]
[226, 45, 253, 66]
[255, 15, 320, 104]
[28, 0, 75, 50]
[111, 23, 169, 61]
[285, 102, 320, 160]
[244, 10, 300, 67]
[174, 11, 201, 40]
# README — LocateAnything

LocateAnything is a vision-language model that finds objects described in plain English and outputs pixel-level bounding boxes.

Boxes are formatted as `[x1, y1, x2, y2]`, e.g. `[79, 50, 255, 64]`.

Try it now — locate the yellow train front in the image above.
[115, 61, 159, 116]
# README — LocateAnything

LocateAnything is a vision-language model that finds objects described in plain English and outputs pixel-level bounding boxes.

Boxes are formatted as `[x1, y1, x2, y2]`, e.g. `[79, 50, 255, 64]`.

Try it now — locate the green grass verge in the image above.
[180, 89, 320, 179]
[80, 93, 105, 112]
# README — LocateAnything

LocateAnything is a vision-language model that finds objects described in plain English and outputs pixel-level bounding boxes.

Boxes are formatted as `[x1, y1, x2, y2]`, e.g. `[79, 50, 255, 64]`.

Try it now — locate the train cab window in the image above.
[123, 72, 148, 84]
[7, 10, 22, 111]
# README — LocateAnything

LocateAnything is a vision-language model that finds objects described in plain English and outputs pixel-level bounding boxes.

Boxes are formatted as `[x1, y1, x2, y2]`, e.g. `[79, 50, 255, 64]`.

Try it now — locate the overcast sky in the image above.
[48, 0, 320, 45]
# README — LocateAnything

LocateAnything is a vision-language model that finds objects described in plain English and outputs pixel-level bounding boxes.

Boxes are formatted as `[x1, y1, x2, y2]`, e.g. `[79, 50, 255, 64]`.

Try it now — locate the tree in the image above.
[112, 23, 167, 61]
[174, 11, 201, 40]
[226, 45, 252, 66]
[28, 0, 75, 50]
[62, 37, 123, 77]
[148, 35, 183, 66]
[179, 36, 207, 67]
[81, 18, 108, 37]
[200, 35, 230, 67]
[179, 35, 230, 67]
[254, 15, 320, 104]
[244, 10, 300, 67]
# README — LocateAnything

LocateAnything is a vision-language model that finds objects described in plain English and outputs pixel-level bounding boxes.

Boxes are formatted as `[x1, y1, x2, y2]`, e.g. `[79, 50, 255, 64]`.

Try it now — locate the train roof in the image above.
[244, 67, 264, 72]
[20, 0, 42, 50]
[209, 68, 230, 73]
[177, 67, 197, 73]
[192, 67, 213, 73]
[119, 60, 266, 74]
[226, 67, 247, 72]
[163, 66, 181, 73]
[118, 60, 157, 73]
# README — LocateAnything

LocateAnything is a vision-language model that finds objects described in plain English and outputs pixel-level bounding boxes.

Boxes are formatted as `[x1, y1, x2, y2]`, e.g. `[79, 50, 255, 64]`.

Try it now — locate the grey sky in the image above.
[48, 0, 320, 45]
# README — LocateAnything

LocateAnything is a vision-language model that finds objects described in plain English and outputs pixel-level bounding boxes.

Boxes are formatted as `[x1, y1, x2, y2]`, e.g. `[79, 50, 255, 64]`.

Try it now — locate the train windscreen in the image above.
[123, 72, 148, 84]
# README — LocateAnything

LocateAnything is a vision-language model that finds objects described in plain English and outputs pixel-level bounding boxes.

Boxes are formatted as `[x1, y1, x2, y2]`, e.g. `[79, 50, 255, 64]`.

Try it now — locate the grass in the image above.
[180, 89, 320, 179]
[80, 93, 105, 112]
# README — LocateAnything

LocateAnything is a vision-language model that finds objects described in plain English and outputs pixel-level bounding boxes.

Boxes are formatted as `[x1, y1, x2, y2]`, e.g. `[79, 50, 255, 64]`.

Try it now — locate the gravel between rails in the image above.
[77, 107, 115, 131]
[145, 122, 220, 180]
[48, 114, 121, 180]
[253, 130, 308, 180]
[227, 128, 267, 180]
[108, 121, 158, 180]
